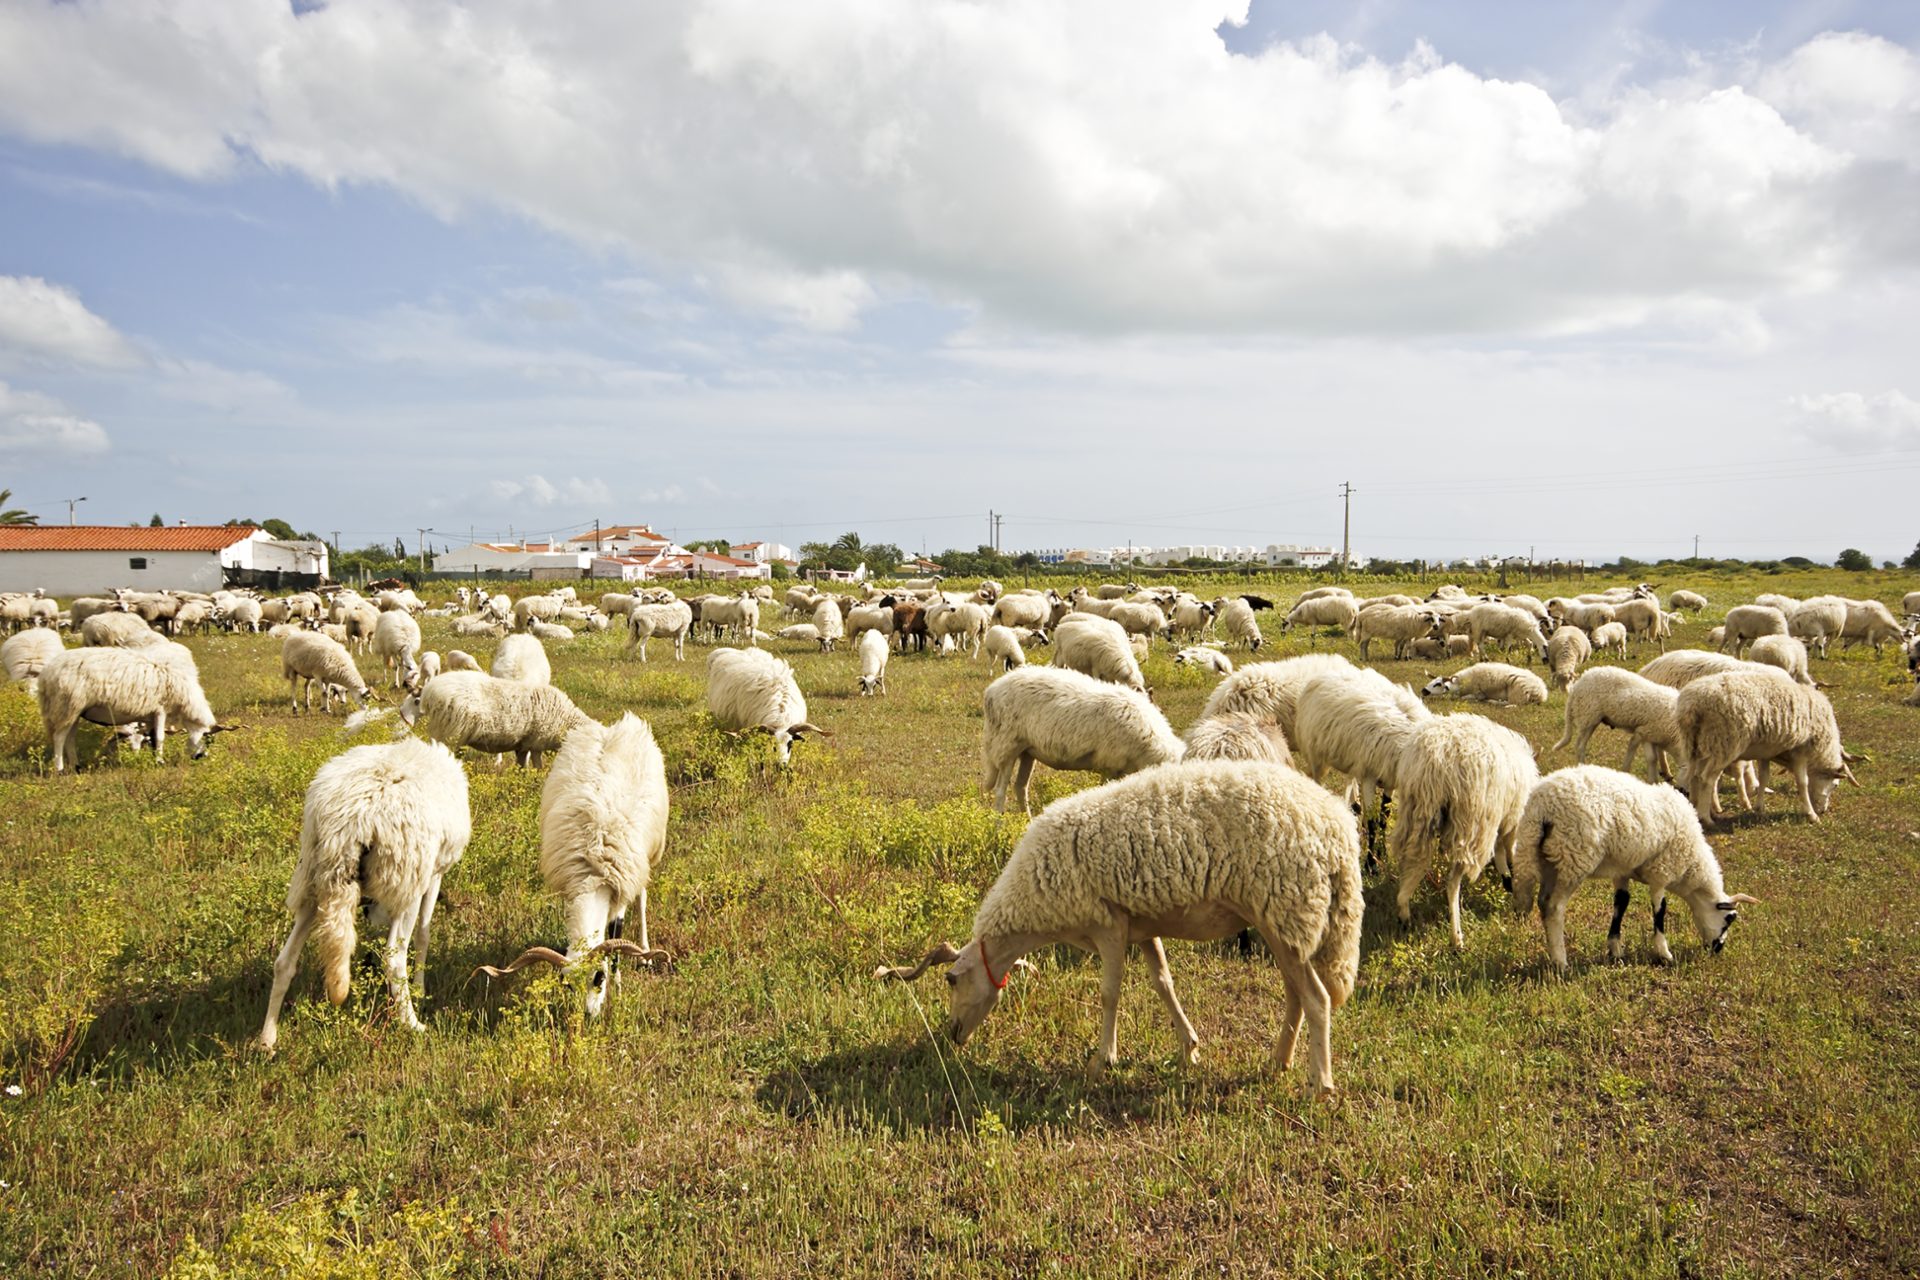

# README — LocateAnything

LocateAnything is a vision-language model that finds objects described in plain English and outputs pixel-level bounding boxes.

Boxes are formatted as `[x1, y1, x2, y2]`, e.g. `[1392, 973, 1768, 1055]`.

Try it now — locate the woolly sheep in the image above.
[1420, 662, 1548, 707]
[1464, 602, 1547, 662]
[258, 738, 471, 1051]
[812, 597, 846, 652]
[1904, 590, 1920, 616]
[417, 651, 441, 685]
[857, 627, 889, 696]
[339, 603, 380, 653]
[1668, 590, 1709, 612]
[1297, 586, 1355, 604]
[528, 620, 574, 643]
[1406, 634, 1473, 660]
[1639, 649, 1749, 688]
[1167, 597, 1216, 640]
[1198, 654, 1355, 749]
[1747, 634, 1813, 686]
[1589, 621, 1628, 656]
[476, 715, 673, 1014]
[1292, 669, 1429, 825]
[983, 625, 1029, 672]
[1707, 625, 1726, 648]
[38, 642, 221, 773]
[1753, 593, 1799, 616]
[400, 670, 589, 768]
[452, 613, 506, 638]
[491, 633, 552, 686]
[776, 623, 821, 644]
[1052, 614, 1147, 693]
[512, 594, 565, 630]
[1610, 599, 1670, 650]
[1510, 765, 1754, 971]
[1174, 646, 1233, 676]
[1213, 596, 1267, 651]
[1105, 601, 1169, 642]
[81, 612, 164, 649]
[1547, 625, 1592, 689]
[1388, 712, 1539, 948]
[1839, 597, 1903, 654]
[371, 609, 423, 690]
[625, 599, 695, 662]
[1677, 668, 1852, 825]
[1353, 605, 1444, 660]
[876, 760, 1363, 1095]
[1719, 605, 1788, 657]
[1546, 598, 1615, 633]
[979, 666, 1183, 813]
[282, 630, 370, 714]
[846, 602, 896, 642]
[707, 647, 824, 765]
[1551, 667, 1685, 783]
[445, 649, 481, 672]
[1787, 597, 1847, 658]
[3, 627, 65, 697]
[1284, 595, 1359, 634]
[1181, 711, 1294, 765]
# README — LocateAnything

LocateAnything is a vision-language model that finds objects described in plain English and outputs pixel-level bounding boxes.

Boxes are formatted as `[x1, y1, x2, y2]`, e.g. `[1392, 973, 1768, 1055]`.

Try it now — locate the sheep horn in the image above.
[872, 941, 964, 982]
[1840, 747, 1865, 764]
[794, 722, 833, 738]
[592, 939, 673, 967]
[1729, 893, 1762, 905]
[1841, 763, 1860, 785]
[473, 946, 572, 978]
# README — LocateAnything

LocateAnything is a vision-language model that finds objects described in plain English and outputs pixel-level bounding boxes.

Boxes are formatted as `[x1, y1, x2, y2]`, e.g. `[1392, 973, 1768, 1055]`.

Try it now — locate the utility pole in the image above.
[417, 528, 429, 574]
[62, 496, 87, 525]
[1338, 481, 1355, 574]
[992, 512, 1004, 554]
[1693, 533, 1700, 561]
[988, 510, 996, 553]
[330, 531, 341, 556]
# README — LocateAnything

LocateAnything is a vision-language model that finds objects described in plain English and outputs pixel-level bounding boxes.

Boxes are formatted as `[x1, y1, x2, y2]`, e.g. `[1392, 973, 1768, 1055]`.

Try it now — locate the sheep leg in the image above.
[1091, 928, 1128, 1070]
[258, 903, 318, 1052]
[1141, 937, 1199, 1066]
[1269, 942, 1334, 1097]
[149, 709, 167, 763]
[409, 874, 443, 1001]
[1271, 956, 1305, 1070]
[382, 911, 424, 1032]
[1744, 760, 1767, 813]
[1012, 755, 1036, 815]
[1649, 888, 1673, 964]
[1542, 896, 1571, 972]
[1791, 762, 1821, 822]
[1605, 882, 1631, 961]
[50, 717, 76, 773]
[1445, 862, 1469, 950]
[1394, 842, 1432, 925]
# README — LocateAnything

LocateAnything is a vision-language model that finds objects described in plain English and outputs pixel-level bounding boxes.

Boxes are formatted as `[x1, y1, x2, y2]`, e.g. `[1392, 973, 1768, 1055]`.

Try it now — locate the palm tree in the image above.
[0, 489, 37, 525]
[831, 531, 865, 554]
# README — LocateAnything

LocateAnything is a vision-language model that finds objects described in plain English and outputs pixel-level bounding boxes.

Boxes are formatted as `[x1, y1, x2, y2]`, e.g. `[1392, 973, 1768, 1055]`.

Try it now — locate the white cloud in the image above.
[0, 4, 1914, 338]
[0, 380, 110, 455]
[489, 474, 612, 507]
[0, 275, 144, 369]
[1787, 389, 1920, 450]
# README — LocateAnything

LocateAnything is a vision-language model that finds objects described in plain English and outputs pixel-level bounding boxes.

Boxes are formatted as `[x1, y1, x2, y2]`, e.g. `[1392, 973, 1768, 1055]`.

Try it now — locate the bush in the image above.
[1836, 548, 1873, 572]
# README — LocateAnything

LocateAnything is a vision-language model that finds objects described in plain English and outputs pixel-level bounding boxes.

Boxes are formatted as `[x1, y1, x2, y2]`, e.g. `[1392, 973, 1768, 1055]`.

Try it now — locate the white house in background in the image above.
[434, 540, 595, 576]
[0, 525, 329, 595]
[729, 540, 793, 565]
[1263, 544, 1337, 569]
[559, 525, 684, 558]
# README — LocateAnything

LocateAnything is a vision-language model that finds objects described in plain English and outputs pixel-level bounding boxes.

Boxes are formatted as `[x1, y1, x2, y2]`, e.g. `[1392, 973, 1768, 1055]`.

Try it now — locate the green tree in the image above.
[1836, 548, 1873, 572]
[0, 489, 37, 525]
[262, 518, 299, 540]
[685, 538, 732, 553]
[1903, 542, 1920, 570]
[149, 513, 164, 527]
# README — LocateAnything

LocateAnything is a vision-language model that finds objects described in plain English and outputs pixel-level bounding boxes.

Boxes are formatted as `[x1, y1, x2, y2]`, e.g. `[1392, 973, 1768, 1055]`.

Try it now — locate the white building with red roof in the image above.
[0, 525, 328, 595]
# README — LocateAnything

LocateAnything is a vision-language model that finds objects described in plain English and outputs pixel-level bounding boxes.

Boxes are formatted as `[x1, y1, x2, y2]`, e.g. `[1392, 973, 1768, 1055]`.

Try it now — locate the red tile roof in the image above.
[0, 525, 260, 552]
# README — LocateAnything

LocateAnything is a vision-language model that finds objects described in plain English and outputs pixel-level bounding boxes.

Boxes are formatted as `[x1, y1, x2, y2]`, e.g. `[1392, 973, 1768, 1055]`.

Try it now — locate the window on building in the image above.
[129, 557, 148, 570]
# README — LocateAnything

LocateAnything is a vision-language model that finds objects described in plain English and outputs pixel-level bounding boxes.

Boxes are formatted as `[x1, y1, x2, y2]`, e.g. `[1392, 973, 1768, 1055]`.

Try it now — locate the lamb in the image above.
[444, 650, 481, 672]
[1174, 646, 1233, 676]
[1212, 596, 1267, 651]
[1197, 654, 1355, 749]
[1707, 625, 1726, 648]
[1387, 712, 1539, 948]
[875, 760, 1363, 1095]
[1839, 597, 1903, 654]
[598, 592, 638, 618]
[371, 609, 423, 690]
[1181, 711, 1293, 765]
[3, 627, 66, 696]
[1719, 605, 1788, 657]
[1510, 765, 1755, 971]
[812, 597, 846, 652]
[1353, 605, 1445, 660]
[416, 650, 441, 686]
[1786, 597, 1847, 658]
[706, 647, 824, 765]
[282, 630, 371, 714]
[625, 599, 695, 662]
[1551, 667, 1685, 783]
[1291, 668, 1429, 827]
[1668, 590, 1709, 613]
[1748, 634, 1813, 686]
[1052, 614, 1147, 693]
[1465, 602, 1548, 662]
[979, 666, 1184, 813]
[1589, 621, 1628, 656]
[491, 634, 552, 686]
[528, 620, 574, 643]
[857, 627, 889, 696]
[257, 738, 471, 1051]
[1284, 595, 1359, 634]
[776, 623, 821, 644]
[1547, 624, 1592, 689]
[1406, 634, 1473, 660]
[399, 671, 590, 768]
[38, 642, 221, 773]
[983, 625, 1030, 672]
[475, 715, 674, 1014]
[1611, 598, 1670, 651]
[1676, 668, 1853, 825]
[1546, 599, 1615, 633]
[1420, 663, 1549, 707]
[81, 612, 163, 648]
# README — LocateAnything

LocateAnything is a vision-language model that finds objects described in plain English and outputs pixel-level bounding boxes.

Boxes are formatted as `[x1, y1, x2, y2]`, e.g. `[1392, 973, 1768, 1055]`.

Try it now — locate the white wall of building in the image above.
[0, 549, 225, 596]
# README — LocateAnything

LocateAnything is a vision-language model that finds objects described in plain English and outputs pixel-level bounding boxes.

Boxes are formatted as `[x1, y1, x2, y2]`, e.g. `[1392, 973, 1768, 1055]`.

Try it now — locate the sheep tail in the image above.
[312, 879, 359, 1006]
[1313, 840, 1365, 1010]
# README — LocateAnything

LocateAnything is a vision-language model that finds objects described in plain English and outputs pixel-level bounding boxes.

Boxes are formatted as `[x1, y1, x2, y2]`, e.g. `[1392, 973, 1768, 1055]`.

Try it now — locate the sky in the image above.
[1, 0, 1918, 565]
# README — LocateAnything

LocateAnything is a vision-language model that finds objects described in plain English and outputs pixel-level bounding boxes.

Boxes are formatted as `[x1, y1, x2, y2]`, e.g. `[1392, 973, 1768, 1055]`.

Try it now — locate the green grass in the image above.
[1, 569, 1916, 1277]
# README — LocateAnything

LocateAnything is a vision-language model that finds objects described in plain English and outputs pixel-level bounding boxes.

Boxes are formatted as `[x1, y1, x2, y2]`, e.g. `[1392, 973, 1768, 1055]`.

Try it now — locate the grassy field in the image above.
[1, 569, 1916, 1278]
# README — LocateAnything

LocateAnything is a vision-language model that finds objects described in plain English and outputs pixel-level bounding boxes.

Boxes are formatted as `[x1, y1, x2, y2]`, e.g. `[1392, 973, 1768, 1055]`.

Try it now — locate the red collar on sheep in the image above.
[977, 937, 1010, 990]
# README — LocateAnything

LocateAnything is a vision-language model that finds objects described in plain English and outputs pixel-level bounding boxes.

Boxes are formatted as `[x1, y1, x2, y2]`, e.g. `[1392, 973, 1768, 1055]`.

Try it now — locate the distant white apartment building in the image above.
[1263, 544, 1338, 569]
[729, 540, 794, 566]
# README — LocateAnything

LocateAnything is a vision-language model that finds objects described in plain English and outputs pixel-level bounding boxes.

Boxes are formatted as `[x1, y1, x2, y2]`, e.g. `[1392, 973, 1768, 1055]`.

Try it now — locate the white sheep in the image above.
[1638, 649, 1749, 688]
[1903, 589, 1920, 617]
[1550, 667, 1685, 783]
[282, 630, 371, 714]
[491, 634, 552, 686]
[812, 597, 846, 652]
[1166, 597, 1216, 640]
[1212, 595, 1269, 651]
[37, 642, 221, 773]
[3, 627, 65, 697]
[81, 612, 163, 648]
[444, 649, 481, 672]
[452, 614, 506, 638]
[1406, 634, 1473, 660]
[1719, 605, 1787, 657]
[1052, 614, 1147, 693]
[1284, 594, 1359, 635]
[1676, 668, 1853, 825]
[528, 620, 575, 643]
[475, 714, 673, 1014]
[701, 592, 762, 646]
[979, 665, 1184, 813]
[1388, 712, 1539, 948]
[1510, 765, 1755, 971]
[1753, 593, 1800, 616]
[707, 647, 824, 765]
[1105, 601, 1169, 642]
[1589, 621, 1628, 656]
[512, 594, 565, 631]
[1747, 634, 1813, 686]
[625, 599, 695, 662]
[857, 627, 889, 696]
[983, 625, 1029, 672]
[1420, 662, 1548, 707]
[1464, 602, 1547, 662]
[1181, 711, 1293, 765]
[1787, 597, 1847, 658]
[875, 760, 1363, 1095]
[1610, 598, 1670, 651]
[1197, 654, 1354, 749]
[1839, 597, 1903, 654]
[257, 738, 471, 1051]
[1174, 646, 1233, 676]
[371, 609, 423, 689]
[1298, 586, 1355, 604]
[1546, 599, 1615, 633]
[1353, 605, 1444, 660]
[400, 670, 589, 768]
[1668, 590, 1709, 613]
[1291, 668, 1429, 831]
[1547, 625, 1592, 690]
[776, 623, 821, 644]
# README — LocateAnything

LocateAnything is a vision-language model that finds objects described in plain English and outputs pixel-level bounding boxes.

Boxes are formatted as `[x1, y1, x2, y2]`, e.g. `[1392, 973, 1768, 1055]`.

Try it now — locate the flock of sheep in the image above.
[1, 572, 1910, 1099]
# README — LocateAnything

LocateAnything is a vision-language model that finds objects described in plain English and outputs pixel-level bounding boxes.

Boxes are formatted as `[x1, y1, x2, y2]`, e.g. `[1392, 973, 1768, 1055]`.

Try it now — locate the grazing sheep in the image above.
[1465, 602, 1548, 662]
[1677, 668, 1852, 825]
[1546, 599, 1616, 633]
[1611, 598, 1671, 651]
[1174, 646, 1233, 676]
[1284, 595, 1359, 635]
[81, 612, 163, 649]
[599, 592, 638, 618]
[37, 642, 221, 773]
[876, 760, 1363, 1095]
[1510, 765, 1755, 971]
[416, 651, 442, 686]
[857, 627, 889, 696]
[371, 609, 423, 690]
[1839, 597, 1903, 654]
[1181, 711, 1293, 765]
[698, 592, 761, 646]
[1747, 634, 1814, 686]
[979, 666, 1183, 813]
[491, 634, 552, 686]
[476, 714, 674, 1014]
[1166, 597, 1216, 640]
[1547, 625, 1592, 690]
[445, 650, 481, 672]
[990, 592, 1058, 632]
[1707, 626, 1726, 648]
[1589, 621, 1628, 656]
[1388, 713, 1539, 948]
[1353, 605, 1445, 660]
[257, 738, 471, 1051]
[1719, 605, 1788, 657]
[3, 627, 65, 697]
[1420, 662, 1549, 707]
[1668, 590, 1709, 613]
[1103, 601, 1168, 643]
[812, 597, 846, 652]
[282, 631, 371, 714]
[1903, 589, 1920, 617]
[983, 625, 1029, 672]
[512, 594, 565, 631]
[707, 647, 824, 765]
[1787, 597, 1847, 659]
[1638, 649, 1750, 689]
[400, 671, 589, 768]
[1753, 593, 1800, 617]
[1298, 586, 1355, 604]
[1212, 596, 1267, 651]
[1052, 614, 1148, 693]
[846, 602, 896, 643]
[1551, 667, 1685, 783]
[1197, 654, 1355, 749]
[625, 599, 695, 662]
[1292, 669, 1429, 831]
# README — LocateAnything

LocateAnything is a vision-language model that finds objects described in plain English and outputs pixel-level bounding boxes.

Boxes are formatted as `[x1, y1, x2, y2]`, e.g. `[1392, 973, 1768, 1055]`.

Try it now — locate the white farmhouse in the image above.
[0, 525, 329, 595]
